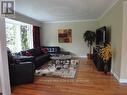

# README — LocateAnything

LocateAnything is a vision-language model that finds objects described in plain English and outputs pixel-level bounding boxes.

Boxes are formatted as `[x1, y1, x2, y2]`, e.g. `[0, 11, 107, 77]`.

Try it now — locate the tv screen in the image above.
[96, 26, 106, 45]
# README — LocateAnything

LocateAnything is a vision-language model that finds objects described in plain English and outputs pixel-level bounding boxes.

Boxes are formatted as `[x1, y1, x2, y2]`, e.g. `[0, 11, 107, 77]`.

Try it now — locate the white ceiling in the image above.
[15, 0, 117, 22]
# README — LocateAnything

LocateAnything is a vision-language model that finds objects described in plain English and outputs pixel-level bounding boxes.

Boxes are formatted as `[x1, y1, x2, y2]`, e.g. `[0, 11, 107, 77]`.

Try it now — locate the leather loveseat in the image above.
[20, 48, 51, 69]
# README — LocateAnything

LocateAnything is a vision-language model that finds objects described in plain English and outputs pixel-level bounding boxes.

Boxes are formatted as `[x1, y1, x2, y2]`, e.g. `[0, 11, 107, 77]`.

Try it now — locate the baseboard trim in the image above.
[79, 56, 87, 58]
[112, 72, 127, 83]
[119, 79, 127, 83]
[112, 72, 119, 81]
[73, 56, 87, 58]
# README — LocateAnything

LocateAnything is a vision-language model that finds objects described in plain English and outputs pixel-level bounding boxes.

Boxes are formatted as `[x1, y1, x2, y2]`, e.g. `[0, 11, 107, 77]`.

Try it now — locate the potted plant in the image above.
[83, 31, 96, 59]
[99, 43, 112, 74]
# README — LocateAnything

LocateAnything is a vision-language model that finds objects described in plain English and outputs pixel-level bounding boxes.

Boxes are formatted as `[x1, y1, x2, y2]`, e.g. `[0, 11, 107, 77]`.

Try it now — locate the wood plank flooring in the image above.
[12, 58, 127, 95]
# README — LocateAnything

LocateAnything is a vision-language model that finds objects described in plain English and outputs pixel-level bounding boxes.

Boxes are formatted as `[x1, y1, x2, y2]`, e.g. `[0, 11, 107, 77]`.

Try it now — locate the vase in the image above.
[104, 63, 108, 74]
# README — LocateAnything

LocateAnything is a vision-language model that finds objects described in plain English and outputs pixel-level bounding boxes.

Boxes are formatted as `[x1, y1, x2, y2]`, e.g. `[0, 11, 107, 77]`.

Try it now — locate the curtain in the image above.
[33, 26, 40, 48]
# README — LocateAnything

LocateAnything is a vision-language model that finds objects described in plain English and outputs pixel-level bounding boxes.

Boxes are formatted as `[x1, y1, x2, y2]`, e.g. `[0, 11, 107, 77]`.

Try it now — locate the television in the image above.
[96, 26, 110, 45]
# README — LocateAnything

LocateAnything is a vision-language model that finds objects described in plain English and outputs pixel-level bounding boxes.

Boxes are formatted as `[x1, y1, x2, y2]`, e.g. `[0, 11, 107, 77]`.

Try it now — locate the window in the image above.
[5, 18, 33, 53]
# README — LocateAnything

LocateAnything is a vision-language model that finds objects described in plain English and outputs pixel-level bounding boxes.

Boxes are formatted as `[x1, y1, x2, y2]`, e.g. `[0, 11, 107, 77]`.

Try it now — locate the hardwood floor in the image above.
[12, 58, 127, 95]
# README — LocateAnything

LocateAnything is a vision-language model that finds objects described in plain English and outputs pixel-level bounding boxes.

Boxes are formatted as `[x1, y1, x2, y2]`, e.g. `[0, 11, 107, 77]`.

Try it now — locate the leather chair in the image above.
[9, 62, 34, 86]
[7, 49, 35, 86]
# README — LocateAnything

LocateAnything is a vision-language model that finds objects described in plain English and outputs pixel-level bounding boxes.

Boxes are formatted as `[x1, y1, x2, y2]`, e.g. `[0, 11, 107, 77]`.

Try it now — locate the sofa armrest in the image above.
[14, 56, 35, 62]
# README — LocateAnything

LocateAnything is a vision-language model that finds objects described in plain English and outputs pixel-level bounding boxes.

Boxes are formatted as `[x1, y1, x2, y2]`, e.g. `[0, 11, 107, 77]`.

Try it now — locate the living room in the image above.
[0, 0, 127, 95]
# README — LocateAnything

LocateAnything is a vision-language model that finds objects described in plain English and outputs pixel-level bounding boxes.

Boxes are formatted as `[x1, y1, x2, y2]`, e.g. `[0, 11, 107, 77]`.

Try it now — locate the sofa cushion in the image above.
[34, 48, 42, 56]
[35, 54, 49, 62]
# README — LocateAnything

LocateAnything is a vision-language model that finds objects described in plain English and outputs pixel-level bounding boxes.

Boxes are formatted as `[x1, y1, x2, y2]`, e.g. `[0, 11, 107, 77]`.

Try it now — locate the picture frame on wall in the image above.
[58, 29, 72, 43]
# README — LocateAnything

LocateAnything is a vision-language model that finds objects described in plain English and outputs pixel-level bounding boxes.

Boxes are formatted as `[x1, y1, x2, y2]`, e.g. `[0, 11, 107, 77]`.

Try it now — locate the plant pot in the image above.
[87, 54, 93, 59]
[104, 63, 108, 75]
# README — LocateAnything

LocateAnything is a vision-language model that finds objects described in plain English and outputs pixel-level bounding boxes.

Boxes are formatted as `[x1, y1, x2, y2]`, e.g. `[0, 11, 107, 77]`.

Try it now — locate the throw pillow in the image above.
[41, 48, 48, 54]
[25, 51, 32, 56]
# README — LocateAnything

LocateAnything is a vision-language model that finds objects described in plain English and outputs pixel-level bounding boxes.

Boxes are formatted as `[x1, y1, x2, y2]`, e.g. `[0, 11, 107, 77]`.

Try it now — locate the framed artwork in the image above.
[58, 29, 72, 43]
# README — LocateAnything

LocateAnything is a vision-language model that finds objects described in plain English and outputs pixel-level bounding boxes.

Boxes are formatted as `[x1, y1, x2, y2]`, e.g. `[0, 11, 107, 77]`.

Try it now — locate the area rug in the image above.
[35, 59, 79, 79]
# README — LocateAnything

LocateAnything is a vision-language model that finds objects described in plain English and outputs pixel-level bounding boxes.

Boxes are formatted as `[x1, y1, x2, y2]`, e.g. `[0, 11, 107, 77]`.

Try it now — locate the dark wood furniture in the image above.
[93, 47, 111, 72]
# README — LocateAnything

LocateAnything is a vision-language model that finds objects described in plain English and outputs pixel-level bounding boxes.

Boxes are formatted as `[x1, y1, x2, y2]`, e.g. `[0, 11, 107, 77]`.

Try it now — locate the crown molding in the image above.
[42, 19, 98, 23]
[97, 0, 119, 20]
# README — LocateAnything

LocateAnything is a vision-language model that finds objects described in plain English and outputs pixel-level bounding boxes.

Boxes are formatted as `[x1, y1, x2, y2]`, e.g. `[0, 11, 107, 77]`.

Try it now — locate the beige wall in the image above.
[41, 21, 98, 57]
[0, 78, 1, 93]
[99, 0, 127, 81]
[120, 1, 127, 80]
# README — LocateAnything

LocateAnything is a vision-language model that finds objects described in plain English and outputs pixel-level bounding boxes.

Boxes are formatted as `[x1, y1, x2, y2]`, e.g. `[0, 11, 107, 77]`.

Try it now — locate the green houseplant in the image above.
[83, 31, 96, 59]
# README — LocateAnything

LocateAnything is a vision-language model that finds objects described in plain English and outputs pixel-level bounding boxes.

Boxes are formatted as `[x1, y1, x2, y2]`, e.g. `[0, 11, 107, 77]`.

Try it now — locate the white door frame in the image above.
[0, 17, 11, 95]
